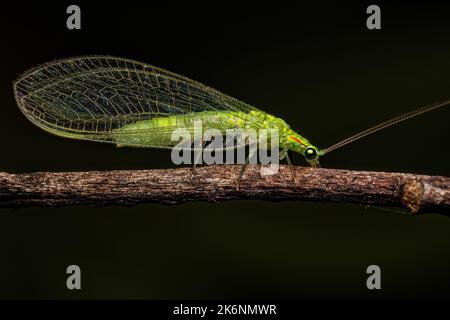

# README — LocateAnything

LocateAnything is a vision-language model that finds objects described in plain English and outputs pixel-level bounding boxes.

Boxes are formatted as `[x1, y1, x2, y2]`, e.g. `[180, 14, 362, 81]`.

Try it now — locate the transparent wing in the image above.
[14, 55, 262, 146]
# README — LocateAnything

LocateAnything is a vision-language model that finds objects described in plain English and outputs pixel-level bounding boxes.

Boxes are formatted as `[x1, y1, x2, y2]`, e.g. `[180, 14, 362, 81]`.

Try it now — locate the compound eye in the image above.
[304, 147, 317, 160]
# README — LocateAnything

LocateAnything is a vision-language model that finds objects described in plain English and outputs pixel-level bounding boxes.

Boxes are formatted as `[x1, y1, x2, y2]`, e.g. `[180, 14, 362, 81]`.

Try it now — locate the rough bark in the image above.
[0, 165, 449, 216]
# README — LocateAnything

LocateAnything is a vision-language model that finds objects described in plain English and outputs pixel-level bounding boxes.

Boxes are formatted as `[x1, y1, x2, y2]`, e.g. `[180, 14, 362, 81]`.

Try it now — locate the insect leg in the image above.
[236, 142, 257, 191]
[285, 152, 299, 188]
[191, 139, 206, 179]
[279, 148, 288, 160]
[236, 156, 248, 191]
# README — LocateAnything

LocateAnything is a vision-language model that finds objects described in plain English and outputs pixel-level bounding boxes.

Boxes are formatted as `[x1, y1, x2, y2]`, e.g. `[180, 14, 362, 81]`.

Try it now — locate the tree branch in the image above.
[0, 165, 449, 216]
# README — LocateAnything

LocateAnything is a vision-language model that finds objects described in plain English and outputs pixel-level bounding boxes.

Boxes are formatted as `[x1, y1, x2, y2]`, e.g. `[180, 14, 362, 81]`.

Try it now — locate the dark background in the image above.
[0, 1, 449, 299]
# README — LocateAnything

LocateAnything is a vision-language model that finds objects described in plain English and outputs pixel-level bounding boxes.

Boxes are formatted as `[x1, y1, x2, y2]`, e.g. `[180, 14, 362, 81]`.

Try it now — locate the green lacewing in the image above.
[13, 56, 449, 176]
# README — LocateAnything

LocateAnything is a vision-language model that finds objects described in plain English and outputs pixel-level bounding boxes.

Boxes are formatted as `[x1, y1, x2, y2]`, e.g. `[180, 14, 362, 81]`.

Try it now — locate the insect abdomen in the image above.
[112, 110, 291, 148]
[112, 111, 247, 148]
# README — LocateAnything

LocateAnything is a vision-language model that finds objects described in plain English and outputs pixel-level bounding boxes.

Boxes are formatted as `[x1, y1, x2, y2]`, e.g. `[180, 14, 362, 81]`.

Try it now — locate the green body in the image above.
[113, 110, 321, 165]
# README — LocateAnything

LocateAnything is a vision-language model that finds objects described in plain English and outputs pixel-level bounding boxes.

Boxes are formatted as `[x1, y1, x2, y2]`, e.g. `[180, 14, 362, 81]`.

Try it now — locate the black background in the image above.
[1, 1, 449, 299]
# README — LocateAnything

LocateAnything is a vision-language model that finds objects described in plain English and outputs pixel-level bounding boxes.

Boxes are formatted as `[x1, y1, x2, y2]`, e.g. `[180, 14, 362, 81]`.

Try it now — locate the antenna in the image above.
[322, 99, 450, 154]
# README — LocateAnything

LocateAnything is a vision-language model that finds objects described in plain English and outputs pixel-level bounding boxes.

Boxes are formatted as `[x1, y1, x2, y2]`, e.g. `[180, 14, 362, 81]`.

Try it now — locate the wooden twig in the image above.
[0, 165, 449, 216]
